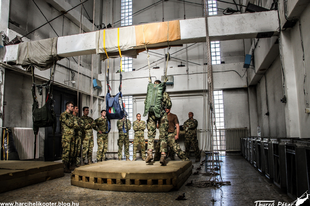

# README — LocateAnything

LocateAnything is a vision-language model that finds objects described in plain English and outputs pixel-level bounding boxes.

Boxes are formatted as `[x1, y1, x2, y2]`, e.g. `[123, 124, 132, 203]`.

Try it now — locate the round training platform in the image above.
[71, 160, 192, 192]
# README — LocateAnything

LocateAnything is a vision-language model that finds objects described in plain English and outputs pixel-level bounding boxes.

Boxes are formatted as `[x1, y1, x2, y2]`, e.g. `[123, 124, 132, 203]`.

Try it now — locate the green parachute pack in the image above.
[143, 82, 166, 118]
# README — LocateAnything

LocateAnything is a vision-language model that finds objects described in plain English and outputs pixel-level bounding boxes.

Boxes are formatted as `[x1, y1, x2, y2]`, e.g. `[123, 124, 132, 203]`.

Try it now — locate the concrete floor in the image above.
[0, 155, 293, 206]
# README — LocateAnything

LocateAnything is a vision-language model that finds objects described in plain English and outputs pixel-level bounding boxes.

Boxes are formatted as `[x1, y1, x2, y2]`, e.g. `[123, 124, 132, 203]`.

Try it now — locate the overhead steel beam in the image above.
[3, 11, 279, 63]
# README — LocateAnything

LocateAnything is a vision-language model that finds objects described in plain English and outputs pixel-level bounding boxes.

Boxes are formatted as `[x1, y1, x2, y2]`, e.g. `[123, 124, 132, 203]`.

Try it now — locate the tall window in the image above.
[121, 0, 133, 73]
[214, 91, 224, 129]
[121, 1, 133, 138]
[122, 57, 132, 72]
[122, 96, 133, 138]
[207, 0, 221, 65]
[213, 90, 225, 153]
[211, 41, 221, 65]
[207, 0, 218, 15]
[121, 0, 132, 26]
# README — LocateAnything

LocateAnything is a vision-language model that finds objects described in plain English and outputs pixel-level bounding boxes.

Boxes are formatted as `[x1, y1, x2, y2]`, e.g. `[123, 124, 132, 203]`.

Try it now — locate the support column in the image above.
[0, 0, 10, 32]
[279, 31, 300, 137]
[0, 0, 9, 157]
[247, 86, 258, 136]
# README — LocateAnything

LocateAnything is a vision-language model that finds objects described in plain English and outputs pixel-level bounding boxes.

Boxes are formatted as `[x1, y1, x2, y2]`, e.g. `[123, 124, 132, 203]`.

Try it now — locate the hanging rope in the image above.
[117, 28, 123, 72]
[164, 22, 170, 83]
[117, 28, 123, 92]
[103, 29, 111, 93]
[142, 25, 152, 83]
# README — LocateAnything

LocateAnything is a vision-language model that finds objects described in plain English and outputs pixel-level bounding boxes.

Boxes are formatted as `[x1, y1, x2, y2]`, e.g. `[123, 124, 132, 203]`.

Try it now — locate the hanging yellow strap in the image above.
[103, 30, 110, 69]
[117, 28, 123, 72]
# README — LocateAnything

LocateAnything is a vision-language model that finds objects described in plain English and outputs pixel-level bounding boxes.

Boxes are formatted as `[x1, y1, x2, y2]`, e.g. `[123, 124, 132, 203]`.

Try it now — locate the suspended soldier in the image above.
[184, 112, 201, 162]
[117, 116, 131, 161]
[95, 110, 109, 162]
[133, 113, 146, 161]
[144, 80, 171, 166]
[59, 101, 78, 173]
[81, 106, 96, 165]
[72, 105, 84, 167]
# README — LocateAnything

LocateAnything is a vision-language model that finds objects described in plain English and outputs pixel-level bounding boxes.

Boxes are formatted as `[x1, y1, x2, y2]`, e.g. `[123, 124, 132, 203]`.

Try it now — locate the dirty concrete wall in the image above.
[223, 89, 249, 129]
[256, 56, 286, 137]
[290, 4, 310, 138]
[3, 70, 46, 159]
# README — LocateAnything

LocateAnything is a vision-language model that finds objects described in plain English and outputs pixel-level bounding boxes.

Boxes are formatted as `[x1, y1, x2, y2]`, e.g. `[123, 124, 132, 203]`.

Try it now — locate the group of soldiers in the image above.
[59, 80, 201, 171]
[59, 102, 109, 173]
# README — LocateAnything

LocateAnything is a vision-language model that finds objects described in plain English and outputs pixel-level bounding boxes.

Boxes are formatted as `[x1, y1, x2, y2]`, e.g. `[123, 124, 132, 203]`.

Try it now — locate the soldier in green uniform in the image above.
[81, 106, 96, 165]
[133, 113, 146, 161]
[72, 106, 84, 167]
[117, 116, 131, 161]
[59, 101, 78, 173]
[184, 112, 201, 162]
[145, 80, 171, 166]
[95, 110, 109, 162]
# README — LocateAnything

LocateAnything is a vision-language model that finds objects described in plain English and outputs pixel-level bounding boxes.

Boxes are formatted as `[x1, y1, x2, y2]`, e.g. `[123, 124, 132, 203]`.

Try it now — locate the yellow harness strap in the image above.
[117, 28, 123, 72]
[103, 30, 110, 69]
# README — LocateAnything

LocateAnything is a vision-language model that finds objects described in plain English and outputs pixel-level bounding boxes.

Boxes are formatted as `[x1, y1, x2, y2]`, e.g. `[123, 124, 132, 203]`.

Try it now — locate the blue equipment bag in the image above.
[105, 92, 127, 134]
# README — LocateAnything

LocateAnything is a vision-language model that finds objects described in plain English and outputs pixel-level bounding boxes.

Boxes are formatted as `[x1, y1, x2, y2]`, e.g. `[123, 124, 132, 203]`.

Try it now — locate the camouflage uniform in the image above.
[73, 116, 84, 165]
[155, 117, 187, 160]
[146, 92, 171, 153]
[167, 131, 187, 159]
[59, 111, 78, 164]
[133, 120, 146, 160]
[95, 117, 109, 161]
[117, 118, 131, 159]
[81, 115, 96, 163]
[184, 118, 200, 159]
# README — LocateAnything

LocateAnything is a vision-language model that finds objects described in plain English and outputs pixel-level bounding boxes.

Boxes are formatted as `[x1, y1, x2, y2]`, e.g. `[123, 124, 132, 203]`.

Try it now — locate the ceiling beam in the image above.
[3, 11, 279, 63]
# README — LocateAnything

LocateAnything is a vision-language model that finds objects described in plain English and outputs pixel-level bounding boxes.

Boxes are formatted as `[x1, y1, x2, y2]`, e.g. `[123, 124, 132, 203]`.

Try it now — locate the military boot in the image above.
[154, 153, 160, 161]
[180, 153, 189, 161]
[70, 162, 76, 170]
[64, 163, 71, 173]
[145, 150, 153, 163]
[142, 156, 146, 161]
[160, 154, 167, 166]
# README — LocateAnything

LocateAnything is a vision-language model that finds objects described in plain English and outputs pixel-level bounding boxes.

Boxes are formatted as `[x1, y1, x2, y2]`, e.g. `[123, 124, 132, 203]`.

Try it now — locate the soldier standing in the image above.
[81, 106, 96, 164]
[164, 108, 188, 161]
[95, 110, 109, 162]
[117, 116, 131, 161]
[72, 106, 84, 167]
[184, 112, 200, 162]
[59, 101, 77, 173]
[145, 80, 171, 166]
[133, 113, 146, 161]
